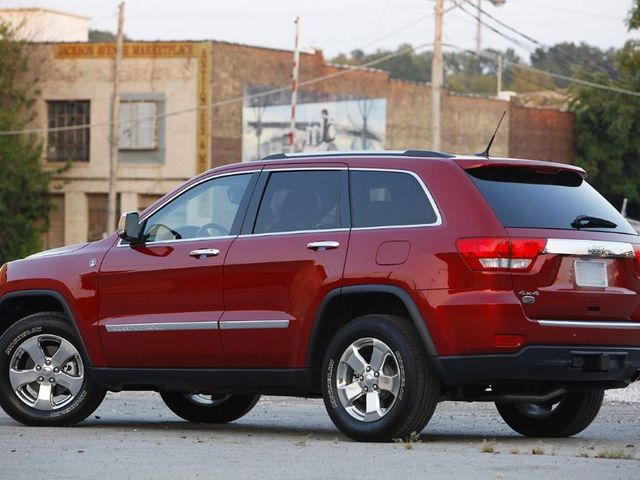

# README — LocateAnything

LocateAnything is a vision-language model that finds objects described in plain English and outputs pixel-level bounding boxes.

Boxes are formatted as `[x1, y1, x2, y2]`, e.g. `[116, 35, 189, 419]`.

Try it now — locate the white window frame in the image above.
[119, 101, 158, 151]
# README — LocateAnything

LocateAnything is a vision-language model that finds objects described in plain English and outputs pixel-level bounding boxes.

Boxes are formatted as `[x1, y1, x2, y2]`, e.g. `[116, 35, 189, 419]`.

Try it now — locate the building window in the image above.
[47, 100, 90, 162]
[118, 93, 165, 164]
[87, 193, 121, 242]
[119, 101, 158, 150]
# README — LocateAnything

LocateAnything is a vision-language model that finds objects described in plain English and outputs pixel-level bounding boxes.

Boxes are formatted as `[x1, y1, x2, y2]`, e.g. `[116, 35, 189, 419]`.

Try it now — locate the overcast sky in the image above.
[1, 0, 638, 61]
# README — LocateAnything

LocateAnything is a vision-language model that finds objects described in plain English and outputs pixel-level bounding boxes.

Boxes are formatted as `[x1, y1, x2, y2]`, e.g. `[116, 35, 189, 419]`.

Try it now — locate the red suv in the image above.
[1, 151, 639, 442]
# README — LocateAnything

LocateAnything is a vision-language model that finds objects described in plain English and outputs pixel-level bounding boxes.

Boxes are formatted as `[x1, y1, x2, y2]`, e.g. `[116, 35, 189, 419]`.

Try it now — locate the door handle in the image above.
[189, 248, 220, 258]
[306, 241, 340, 251]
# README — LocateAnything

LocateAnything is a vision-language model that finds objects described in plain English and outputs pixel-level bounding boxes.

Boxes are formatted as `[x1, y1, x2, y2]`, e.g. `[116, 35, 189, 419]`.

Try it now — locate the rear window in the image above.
[350, 170, 438, 228]
[467, 167, 636, 235]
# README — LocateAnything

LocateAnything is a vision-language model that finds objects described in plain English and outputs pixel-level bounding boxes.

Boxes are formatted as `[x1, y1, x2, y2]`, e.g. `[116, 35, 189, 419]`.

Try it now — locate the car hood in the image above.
[27, 243, 90, 259]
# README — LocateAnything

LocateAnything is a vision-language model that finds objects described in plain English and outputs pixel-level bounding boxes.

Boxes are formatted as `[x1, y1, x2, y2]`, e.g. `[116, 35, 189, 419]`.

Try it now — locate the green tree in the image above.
[0, 20, 52, 263]
[88, 29, 131, 43]
[569, 0, 640, 213]
[531, 42, 617, 88]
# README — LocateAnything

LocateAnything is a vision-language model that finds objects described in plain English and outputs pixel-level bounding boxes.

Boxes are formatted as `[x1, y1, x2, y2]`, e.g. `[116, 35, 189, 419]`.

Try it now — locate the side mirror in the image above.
[118, 211, 146, 245]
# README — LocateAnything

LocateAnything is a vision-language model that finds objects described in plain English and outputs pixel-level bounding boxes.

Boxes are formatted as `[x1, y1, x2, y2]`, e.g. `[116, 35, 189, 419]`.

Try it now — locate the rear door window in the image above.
[467, 167, 636, 234]
[350, 170, 439, 228]
[253, 170, 343, 234]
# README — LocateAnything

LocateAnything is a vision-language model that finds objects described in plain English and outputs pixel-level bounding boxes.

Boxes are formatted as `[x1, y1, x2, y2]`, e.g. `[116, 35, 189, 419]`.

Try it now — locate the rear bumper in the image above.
[436, 346, 640, 388]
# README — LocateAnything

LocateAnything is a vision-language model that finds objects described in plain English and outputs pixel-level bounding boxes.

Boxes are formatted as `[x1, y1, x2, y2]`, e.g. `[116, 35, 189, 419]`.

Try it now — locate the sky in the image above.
[1, 0, 638, 61]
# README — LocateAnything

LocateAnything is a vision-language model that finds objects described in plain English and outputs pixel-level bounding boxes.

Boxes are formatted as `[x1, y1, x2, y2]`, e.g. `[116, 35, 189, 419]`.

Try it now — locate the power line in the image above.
[443, 42, 640, 98]
[466, 0, 618, 80]
[0, 42, 434, 136]
[454, 0, 620, 88]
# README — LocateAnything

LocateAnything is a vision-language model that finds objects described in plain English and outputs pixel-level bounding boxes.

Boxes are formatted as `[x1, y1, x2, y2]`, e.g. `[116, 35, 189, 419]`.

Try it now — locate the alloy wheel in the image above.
[9, 334, 84, 411]
[335, 337, 401, 422]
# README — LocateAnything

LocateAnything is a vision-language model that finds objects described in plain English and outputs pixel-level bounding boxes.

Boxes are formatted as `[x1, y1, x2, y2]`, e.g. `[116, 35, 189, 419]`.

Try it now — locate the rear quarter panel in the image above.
[342, 158, 514, 355]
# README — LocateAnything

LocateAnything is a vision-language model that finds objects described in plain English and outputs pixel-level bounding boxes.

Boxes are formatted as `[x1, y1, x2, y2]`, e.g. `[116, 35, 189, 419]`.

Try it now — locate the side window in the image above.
[350, 170, 437, 228]
[143, 173, 252, 242]
[254, 170, 342, 234]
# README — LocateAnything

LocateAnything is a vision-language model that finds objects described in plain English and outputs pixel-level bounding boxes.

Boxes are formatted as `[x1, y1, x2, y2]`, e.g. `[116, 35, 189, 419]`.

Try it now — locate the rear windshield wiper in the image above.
[571, 215, 617, 230]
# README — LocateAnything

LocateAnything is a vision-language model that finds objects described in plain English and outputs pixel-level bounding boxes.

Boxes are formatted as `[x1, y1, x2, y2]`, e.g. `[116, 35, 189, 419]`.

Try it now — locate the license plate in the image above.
[574, 261, 608, 287]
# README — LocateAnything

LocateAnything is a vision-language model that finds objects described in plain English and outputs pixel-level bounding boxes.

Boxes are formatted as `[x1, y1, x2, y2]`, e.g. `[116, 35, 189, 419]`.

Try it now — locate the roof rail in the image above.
[402, 150, 455, 158]
[261, 149, 456, 161]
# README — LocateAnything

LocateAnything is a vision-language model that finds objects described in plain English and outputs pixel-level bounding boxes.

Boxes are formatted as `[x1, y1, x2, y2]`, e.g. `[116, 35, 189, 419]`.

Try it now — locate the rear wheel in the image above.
[321, 314, 440, 442]
[495, 390, 604, 437]
[0, 312, 106, 426]
[160, 391, 261, 423]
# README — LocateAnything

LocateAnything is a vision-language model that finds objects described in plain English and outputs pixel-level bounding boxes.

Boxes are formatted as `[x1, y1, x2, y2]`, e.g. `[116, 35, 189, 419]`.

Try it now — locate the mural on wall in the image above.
[242, 85, 387, 161]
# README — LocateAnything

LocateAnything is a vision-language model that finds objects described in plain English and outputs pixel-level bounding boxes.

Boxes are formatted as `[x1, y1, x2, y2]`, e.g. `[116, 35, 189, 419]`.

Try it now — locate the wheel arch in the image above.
[307, 285, 441, 375]
[0, 289, 93, 365]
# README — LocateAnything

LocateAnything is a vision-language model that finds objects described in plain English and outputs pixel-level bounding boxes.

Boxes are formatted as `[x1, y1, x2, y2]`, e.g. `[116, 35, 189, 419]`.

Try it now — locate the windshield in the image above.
[467, 166, 636, 235]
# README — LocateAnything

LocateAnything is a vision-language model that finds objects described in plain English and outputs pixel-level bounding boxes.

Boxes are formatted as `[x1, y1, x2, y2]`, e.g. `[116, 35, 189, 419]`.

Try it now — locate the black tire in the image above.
[160, 391, 261, 423]
[321, 314, 440, 442]
[495, 390, 604, 437]
[0, 312, 106, 426]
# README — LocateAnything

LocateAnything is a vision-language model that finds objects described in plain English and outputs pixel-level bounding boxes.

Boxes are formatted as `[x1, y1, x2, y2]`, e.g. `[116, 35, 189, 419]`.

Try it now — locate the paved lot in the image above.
[0, 385, 638, 479]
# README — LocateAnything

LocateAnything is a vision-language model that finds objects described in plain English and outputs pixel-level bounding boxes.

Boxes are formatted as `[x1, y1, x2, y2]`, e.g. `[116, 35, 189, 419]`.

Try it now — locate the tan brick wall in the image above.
[442, 93, 510, 157]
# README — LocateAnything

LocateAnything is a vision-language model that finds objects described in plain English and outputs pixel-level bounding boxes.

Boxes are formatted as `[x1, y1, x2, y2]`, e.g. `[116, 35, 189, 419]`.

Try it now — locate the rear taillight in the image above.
[633, 245, 640, 271]
[456, 237, 546, 272]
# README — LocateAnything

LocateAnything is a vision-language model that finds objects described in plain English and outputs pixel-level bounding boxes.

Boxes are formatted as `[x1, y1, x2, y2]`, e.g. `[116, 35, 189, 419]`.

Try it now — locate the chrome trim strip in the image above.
[262, 150, 408, 158]
[119, 167, 443, 245]
[237, 167, 443, 237]
[219, 320, 290, 330]
[238, 228, 349, 239]
[105, 321, 219, 333]
[263, 167, 347, 171]
[544, 238, 634, 258]
[537, 320, 640, 330]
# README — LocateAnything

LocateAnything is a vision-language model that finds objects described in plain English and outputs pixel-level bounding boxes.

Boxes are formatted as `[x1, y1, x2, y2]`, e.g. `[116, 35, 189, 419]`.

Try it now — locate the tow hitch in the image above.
[571, 351, 627, 372]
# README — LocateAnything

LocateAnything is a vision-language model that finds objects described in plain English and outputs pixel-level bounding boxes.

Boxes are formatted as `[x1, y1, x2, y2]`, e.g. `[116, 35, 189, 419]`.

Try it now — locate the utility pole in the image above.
[106, 1, 125, 236]
[476, 0, 482, 55]
[431, 0, 444, 150]
[496, 54, 503, 96]
[289, 16, 300, 151]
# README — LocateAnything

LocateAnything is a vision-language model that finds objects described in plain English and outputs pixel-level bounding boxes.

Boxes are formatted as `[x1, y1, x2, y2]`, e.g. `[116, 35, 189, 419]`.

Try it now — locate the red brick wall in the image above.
[508, 102, 575, 163]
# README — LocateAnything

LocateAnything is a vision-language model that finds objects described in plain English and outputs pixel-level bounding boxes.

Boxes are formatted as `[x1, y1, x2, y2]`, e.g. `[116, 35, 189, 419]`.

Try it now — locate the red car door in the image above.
[98, 170, 259, 367]
[222, 165, 350, 368]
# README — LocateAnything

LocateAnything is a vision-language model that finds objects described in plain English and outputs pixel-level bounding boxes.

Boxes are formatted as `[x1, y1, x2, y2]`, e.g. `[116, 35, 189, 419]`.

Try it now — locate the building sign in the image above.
[242, 85, 387, 162]
[54, 42, 198, 58]
[54, 42, 211, 173]
[195, 43, 212, 174]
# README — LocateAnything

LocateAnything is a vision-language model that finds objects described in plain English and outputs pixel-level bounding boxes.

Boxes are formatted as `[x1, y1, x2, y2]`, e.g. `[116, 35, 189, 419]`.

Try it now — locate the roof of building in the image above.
[0, 7, 90, 21]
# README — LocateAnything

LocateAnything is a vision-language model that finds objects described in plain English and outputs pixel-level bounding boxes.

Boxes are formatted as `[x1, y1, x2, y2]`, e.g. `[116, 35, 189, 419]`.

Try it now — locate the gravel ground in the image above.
[0, 383, 638, 479]
[605, 381, 640, 403]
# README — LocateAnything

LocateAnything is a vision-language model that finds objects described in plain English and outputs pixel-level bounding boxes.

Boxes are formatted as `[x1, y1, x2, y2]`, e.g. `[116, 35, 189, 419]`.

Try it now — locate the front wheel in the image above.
[495, 390, 604, 437]
[0, 312, 106, 426]
[160, 391, 261, 423]
[321, 314, 440, 442]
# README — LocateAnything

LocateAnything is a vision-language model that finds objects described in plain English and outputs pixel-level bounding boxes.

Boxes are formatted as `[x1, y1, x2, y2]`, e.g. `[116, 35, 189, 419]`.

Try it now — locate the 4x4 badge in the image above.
[518, 290, 539, 305]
